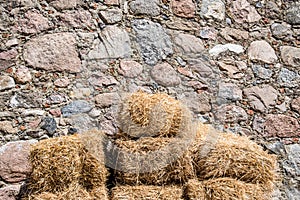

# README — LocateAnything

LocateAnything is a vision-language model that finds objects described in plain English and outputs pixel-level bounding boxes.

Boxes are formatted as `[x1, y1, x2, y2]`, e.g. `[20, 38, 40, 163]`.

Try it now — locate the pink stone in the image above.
[0, 140, 37, 183]
[151, 62, 181, 87]
[14, 66, 32, 84]
[49, 109, 62, 117]
[119, 60, 143, 78]
[229, 0, 261, 23]
[17, 10, 50, 34]
[94, 93, 120, 108]
[54, 77, 70, 88]
[47, 0, 80, 10]
[0, 185, 21, 200]
[0, 49, 18, 70]
[171, 0, 195, 18]
[104, 0, 119, 5]
[291, 97, 300, 113]
[58, 9, 94, 29]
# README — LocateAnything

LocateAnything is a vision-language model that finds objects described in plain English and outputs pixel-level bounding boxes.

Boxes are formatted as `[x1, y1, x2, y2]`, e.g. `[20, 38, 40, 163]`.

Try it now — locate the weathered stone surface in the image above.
[88, 71, 118, 87]
[88, 26, 131, 60]
[0, 49, 18, 70]
[16, 9, 50, 34]
[200, 0, 225, 21]
[130, 0, 160, 16]
[264, 114, 300, 138]
[171, 0, 195, 18]
[173, 32, 205, 58]
[151, 62, 181, 87]
[0, 76, 15, 91]
[286, 3, 300, 25]
[214, 104, 247, 123]
[179, 92, 211, 113]
[271, 23, 293, 40]
[58, 9, 94, 29]
[0, 121, 18, 134]
[291, 97, 300, 113]
[217, 82, 242, 104]
[248, 40, 278, 64]
[217, 61, 241, 79]
[280, 46, 300, 67]
[94, 93, 120, 108]
[70, 114, 97, 133]
[278, 68, 300, 88]
[243, 85, 278, 112]
[24, 33, 81, 72]
[0, 140, 37, 182]
[10, 93, 43, 108]
[41, 117, 57, 135]
[104, 0, 119, 5]
[54, 77, 70, 88]
[99, 8, 123, 24]
[252, 64, 273, 79]
[132, 19, 173, 65]
[0, 185, 21, 200]
[119, 60, 143, 78]
[14, 66, 32, 84]
[46, 0, 81, 10]
[199, 27, 218, 40]
[61, 100, 93, 117]
[229, 0, 261, 23]
[220, 27, 249, 41]
[209, 43, 244, 56]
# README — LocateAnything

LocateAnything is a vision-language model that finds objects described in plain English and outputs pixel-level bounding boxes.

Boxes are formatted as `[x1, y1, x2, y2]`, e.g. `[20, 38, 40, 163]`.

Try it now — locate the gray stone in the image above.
[99, 8, 123, 24]
[94, 93, 120, 108]
[151, 62, 181, 87]
[248, 40, 278, 64]
[265, 141, 286, 157]
[286, 3, 300, 25]
[70, 114, 97, 133]
[284, 144, 300, 178]
[229, 0, 261, 23]
[252, 115, 265, 134]
[179, 92, 211, 114]
[173, 32, 205, 57]
[243, 85, 278, 112]
[41, 117, 57, 135]
[214, 104, 247, 123]
[0, 185, 21, 200]
[217, 82, 242, 104]
[199, 27, 218, 40]
[280, 46, 300, 67]
[24, 33, 81, 72]
[0, 76, 15, 91]
[271, 22, 293, 40]
[10, 93, 42, 108]
[252, 64, 273, 79]
[209, 43, 244, 56]
[132, 19, 173, 65]
[200, 0, 225, 21]
[278, 68, 300, 88]
[129, 0, 160, 16]
[61, 100, 93, 117]
[0, 140, 37, 183]
[88, 25, 131, 59]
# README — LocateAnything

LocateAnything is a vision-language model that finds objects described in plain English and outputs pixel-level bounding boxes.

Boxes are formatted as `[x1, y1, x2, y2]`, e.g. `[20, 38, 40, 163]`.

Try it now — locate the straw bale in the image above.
[111, 185, 183, 200]
[191, 130, 278, 184]
[119, 91, 193, 138]
[109, 136, 195, 185]
[28, 135, 84, 193]
[184, 178, 271, 200]
[90, 186, 109, 200]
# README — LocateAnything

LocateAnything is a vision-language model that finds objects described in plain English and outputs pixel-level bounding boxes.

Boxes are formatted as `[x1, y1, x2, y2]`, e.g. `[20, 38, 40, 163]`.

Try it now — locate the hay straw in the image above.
[184, 178, 271, 200]
[108, 136, 195, 185]
[90, 186, 109, 199]
[191, 128, 278, 185]
[118, 91, 193, 138]
[111, 185, 183, 200]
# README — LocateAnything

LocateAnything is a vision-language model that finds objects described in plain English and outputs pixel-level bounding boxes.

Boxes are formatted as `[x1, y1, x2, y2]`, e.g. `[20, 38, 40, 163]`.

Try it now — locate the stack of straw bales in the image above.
[25, 130, 109, 200]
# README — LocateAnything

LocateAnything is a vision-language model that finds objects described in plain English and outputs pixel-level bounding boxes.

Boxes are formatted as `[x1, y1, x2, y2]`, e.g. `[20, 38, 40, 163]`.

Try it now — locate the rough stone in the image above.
[16, 9, 50, 34]
[243, 85, 278, 112]
[292, 97, 300, 114]
[88, 25, 132, 59]
[70, 114, 97, 133]
[61, 100, 93, 117]
[54, 77, 70, 88]
[132, 19, 173, 65]
[104, 0, 119, 5]
[209, 44, 244, 56]
[10, 93, 42, 108]
[94, 93, 120, 108]
[271, 23, 293, 40]
[217, 82, 242, 104]
[151, 62, 181, 87]
[173, 32, 205, 57]
[24, 33, 81, 72]
[171, 0, 196, 18]
[278, 68, 300, 88]
[129, 0, 160, 16]
[119, 60, 143, 78]
[248, 40, 278, 64]
[0, 76, 15, 91]
[0, 185, 21, 200]
[199, 27, 218, 40]
[264, 114, 300, 138]
[229, 0, 261, 23]
[100, 9, 123, 24]
[0, 140, 37, 182]
[286, 3, 300, 25]
[252, 64, 273, 79]
[41, 117, 57, 135]
[5, 38, 19, 48]
[0, 121, 18, 134]
[214, 104, 247, 123]
[46, 0, 81, 10]
[179, 92, 211, 114]
[88, 71, 118, 87]
[58, 9, 94, 29]
[220, 27, 249, 41]
[200, 0, 225, 21]
[14, 66, 32, 84]
[0, 49, 18, 70]
[283, 144, 300, 187]
[280, 46, 300, 67]
[217, 62, 241, 79]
